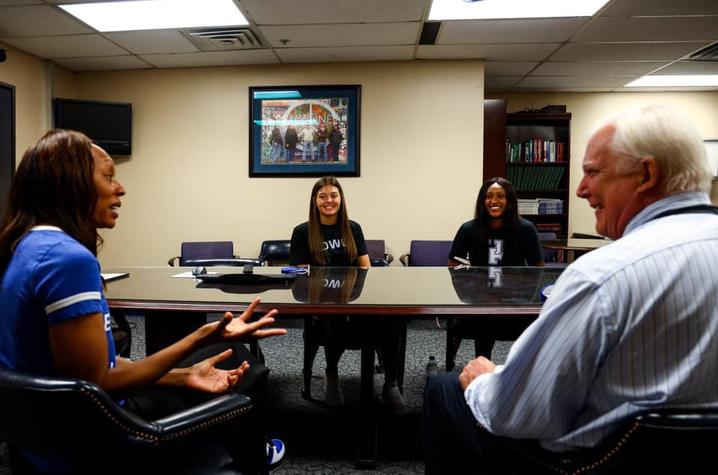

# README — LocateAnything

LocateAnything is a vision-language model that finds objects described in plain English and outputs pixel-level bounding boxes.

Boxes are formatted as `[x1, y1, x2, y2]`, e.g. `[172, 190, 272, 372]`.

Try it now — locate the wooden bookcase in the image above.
[483, 106, 571, 239]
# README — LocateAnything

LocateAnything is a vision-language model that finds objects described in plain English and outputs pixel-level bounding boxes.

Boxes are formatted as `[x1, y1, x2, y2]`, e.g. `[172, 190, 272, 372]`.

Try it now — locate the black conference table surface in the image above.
[104, 265, 563, 469]
[104, 265, 562, 315]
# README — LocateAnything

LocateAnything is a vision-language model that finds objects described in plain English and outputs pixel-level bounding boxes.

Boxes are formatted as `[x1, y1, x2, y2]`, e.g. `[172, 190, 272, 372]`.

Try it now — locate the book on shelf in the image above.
[505, 139, 566, 163]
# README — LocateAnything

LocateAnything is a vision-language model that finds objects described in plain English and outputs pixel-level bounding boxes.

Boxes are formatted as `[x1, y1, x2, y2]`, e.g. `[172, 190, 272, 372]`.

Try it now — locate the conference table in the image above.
[104, 265, 563, 468]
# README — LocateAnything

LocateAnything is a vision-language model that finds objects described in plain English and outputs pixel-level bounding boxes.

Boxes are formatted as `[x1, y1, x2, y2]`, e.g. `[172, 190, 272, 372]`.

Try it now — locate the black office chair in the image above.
[168, 241, 262, 267]
[365, 239, 394, 267]
[163, 240, 262, 359]
[512, 408, 718, 474]
[0, 367, 265, 475]
[257, 240, 291, 267]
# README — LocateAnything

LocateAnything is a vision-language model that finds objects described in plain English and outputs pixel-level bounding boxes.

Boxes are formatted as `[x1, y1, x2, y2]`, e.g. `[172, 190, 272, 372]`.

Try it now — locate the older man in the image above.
[422, 105, 718, 474]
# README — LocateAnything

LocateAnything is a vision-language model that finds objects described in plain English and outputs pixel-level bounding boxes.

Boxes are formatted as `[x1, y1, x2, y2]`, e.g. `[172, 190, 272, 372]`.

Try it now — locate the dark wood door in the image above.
[0, 82, 15, 221]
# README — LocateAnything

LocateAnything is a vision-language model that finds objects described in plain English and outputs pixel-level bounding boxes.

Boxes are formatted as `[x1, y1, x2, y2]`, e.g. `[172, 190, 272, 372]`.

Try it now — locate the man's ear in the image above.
[637, 157, 660, 193]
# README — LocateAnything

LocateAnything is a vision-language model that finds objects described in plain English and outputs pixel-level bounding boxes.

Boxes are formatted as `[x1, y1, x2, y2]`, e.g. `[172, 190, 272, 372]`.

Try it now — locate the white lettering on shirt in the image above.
[488, 239, 504, 265]
[322, 238, 345, 251]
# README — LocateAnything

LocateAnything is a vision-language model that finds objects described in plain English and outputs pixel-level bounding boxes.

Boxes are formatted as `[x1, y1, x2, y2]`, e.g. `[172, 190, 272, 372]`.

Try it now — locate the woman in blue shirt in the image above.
[0, 130, 286, 472]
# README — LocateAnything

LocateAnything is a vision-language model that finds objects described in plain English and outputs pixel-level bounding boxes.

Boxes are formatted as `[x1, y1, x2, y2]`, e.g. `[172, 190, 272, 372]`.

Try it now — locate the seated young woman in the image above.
[0, 130, 287, 472]
[289, 176, 406, 412]
[447, 177, 543, 370]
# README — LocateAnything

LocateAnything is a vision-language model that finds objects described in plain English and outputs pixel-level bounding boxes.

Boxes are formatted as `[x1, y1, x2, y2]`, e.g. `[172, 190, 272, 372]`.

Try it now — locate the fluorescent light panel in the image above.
[60, 0, 248, 32]
[428, 0, 610, 20]
[626, 75, 718, 87]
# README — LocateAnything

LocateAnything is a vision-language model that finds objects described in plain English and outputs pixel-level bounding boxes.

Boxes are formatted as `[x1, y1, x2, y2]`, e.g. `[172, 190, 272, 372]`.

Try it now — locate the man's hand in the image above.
[184, 349, 248, 393]
[459, 356, 497, 390]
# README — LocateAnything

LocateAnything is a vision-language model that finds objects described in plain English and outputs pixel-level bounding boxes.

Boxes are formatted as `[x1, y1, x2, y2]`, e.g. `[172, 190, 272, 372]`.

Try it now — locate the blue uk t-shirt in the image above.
[0, 226, 116, 472]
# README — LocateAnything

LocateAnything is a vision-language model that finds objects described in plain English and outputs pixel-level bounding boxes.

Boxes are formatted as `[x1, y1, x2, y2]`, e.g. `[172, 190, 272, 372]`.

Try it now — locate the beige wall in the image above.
[73, 61, 485, 267]
[1, 44, 47, 162]
[491, 92, 718, 237]
[5, 51, 717, 265]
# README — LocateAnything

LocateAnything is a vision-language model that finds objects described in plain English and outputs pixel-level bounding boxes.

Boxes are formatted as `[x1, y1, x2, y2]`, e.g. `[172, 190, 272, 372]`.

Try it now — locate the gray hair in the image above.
[609, 105, 713, 194]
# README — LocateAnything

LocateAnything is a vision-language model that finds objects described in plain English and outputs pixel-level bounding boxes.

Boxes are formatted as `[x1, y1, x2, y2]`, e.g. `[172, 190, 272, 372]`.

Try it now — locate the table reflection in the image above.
[292, 267, 368, 303]
[449, 266, 563, 305]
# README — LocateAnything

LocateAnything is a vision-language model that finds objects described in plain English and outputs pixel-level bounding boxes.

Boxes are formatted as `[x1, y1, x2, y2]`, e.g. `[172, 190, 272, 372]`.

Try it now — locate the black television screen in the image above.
[53, 98, 132, 155]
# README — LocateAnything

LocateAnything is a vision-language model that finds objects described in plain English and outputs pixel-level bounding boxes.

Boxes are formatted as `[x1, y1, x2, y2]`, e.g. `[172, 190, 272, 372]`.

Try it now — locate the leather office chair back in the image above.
[168, 241, 262, 268]
[180, 241, 234, 266]
[522, 408, 718, 474]
[400, 240, 452, 266]
[167, 241, 234, 267]
[365, 239, 394, 266]
[0, 367, 259, 474]
[258, 240, 291, 266]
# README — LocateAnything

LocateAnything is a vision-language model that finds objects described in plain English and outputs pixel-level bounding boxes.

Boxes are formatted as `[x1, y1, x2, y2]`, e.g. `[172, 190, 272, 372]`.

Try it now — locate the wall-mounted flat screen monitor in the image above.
[53, 98, 132, 155]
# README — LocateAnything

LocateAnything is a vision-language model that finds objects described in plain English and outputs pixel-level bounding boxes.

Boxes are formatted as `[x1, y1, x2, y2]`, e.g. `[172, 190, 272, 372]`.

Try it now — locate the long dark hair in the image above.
[471, 177, 521, 264]
[0, 130, 99, 275]
[307, 176, 357, 265]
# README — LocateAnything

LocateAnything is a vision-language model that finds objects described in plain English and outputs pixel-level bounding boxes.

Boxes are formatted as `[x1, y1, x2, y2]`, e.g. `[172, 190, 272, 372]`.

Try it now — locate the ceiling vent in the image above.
[688, 41, 718, 61]
[185, 28, 262, 51]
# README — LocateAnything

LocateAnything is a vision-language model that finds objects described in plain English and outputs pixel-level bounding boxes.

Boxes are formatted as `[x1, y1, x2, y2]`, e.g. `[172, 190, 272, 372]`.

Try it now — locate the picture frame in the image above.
[249, 85, 361, 177]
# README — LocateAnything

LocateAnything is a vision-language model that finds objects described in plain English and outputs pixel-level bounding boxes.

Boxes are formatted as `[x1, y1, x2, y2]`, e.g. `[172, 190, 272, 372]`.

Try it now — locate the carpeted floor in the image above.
[0, 315, 513, 474]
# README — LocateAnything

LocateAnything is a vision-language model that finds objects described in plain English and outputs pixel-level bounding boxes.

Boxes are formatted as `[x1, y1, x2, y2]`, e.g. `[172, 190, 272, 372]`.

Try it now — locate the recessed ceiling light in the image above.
[626, 75, 718, 87]
[59, 0, 248, 33]
[428, 0, 610, 20]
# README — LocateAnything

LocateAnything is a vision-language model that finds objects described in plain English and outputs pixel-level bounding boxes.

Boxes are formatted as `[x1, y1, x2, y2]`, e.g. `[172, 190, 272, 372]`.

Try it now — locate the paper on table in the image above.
[171, 271, 220, 278]
[101, 272, 129, 282]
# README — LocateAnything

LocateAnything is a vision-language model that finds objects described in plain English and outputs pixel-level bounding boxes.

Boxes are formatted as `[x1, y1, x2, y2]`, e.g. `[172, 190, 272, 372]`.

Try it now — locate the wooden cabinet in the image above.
[483, 106, 572, 239]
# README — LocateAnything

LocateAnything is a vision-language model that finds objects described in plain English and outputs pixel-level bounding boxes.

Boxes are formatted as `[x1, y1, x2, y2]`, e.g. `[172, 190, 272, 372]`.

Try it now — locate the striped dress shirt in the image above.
[465, 191, 718, 452]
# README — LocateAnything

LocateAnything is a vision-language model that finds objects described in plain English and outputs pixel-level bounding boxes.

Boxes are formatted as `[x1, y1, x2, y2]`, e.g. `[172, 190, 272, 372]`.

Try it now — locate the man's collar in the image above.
[623, 192, 711, 235]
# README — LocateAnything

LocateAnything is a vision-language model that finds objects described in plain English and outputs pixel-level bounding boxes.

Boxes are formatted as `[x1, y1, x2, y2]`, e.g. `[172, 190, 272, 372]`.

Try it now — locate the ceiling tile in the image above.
[2, 34, 127, 58]
[259, 22, 420, 48]
[573, 17, 718, 43]
[242, 0, 427, 25]
[276, 45, 414, 63]
[485, 76, 523, 88]
[105, 30, 199, 55]
[140, 49, 279, 68]
[600, 0, 718, 17]
[417, 44, 559, 61]
[52, 55, 152, 72]
[0, 5, 91, 37]
[652, 60, 718, 75]
[514, 86, 617, 92]
[519, 76, 632, 88]
[550, 42, 709, 61]
[438, 18, 588, 44]
[616, 85, 718, 92]
[533, 61, 668, 76]
[485, 61, 538, 76]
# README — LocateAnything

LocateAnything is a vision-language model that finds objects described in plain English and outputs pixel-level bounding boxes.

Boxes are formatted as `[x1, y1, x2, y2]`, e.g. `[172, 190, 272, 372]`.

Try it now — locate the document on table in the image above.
[101, 272, 129, 282]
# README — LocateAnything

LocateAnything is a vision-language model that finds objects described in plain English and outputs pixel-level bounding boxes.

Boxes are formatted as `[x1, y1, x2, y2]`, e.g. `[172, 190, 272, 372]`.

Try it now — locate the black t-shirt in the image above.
[289, 220, 368, 266]
[448, 218, 543, 266]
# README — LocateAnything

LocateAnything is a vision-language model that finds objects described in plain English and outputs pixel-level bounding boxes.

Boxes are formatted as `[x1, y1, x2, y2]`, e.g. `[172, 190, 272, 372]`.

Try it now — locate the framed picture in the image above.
[249, 85, 361, 177]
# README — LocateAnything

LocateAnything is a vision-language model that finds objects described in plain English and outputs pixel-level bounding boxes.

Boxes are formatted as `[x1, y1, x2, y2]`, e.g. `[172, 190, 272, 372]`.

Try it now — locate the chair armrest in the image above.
[384, 253, 394, 265]
[168, 256, 180, 266]
[154, 392, 254, 441]
[399, 253, 410, 267]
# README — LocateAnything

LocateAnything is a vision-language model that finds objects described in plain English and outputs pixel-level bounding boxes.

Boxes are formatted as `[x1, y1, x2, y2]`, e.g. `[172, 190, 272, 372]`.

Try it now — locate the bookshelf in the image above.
[482, 104, 571, 239]
[506, 112, 571, 238]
